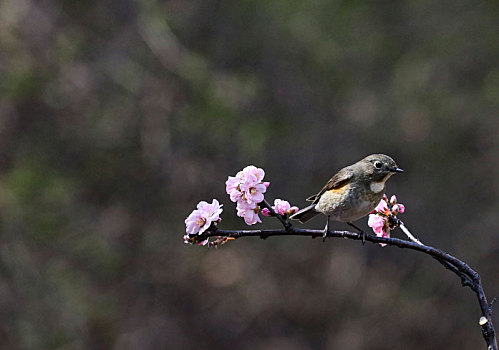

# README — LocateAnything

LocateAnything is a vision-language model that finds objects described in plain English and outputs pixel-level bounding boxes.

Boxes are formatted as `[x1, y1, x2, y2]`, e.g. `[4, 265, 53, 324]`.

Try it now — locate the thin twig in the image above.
[400, 223, 423, 245]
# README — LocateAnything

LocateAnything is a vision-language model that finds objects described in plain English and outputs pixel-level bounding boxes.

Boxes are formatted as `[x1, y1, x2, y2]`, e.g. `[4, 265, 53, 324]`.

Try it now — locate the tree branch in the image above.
[199, 226, 497, 350]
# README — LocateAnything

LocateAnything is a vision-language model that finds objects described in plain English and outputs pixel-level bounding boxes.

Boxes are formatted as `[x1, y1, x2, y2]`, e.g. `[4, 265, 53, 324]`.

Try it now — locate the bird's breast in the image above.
[315, 182, 383, 222]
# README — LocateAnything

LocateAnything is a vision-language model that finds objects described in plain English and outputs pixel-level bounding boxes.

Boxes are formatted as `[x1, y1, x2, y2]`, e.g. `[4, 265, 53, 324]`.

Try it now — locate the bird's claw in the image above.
[323, 216, 330, 243]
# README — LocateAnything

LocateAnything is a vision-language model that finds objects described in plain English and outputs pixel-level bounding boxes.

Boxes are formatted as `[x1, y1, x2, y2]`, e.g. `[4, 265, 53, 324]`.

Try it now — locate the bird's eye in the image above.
[374, 161, 383, 169]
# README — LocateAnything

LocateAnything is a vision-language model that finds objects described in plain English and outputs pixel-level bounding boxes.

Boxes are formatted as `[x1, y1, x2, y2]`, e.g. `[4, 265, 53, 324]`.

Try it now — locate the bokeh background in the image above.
[1, 0, 499, 349]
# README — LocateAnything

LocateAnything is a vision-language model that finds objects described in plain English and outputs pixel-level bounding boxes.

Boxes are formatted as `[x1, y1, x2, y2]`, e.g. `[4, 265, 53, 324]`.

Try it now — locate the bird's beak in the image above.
[391, 167, 404, 173]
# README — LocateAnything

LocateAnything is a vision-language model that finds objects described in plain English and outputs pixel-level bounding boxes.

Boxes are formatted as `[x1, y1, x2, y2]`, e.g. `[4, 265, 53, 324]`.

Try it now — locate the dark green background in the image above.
[1, 0, 498, 349]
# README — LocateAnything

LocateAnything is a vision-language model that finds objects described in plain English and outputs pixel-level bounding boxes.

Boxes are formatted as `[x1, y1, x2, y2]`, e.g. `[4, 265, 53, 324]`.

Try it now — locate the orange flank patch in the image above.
[327, 183, 349, 195]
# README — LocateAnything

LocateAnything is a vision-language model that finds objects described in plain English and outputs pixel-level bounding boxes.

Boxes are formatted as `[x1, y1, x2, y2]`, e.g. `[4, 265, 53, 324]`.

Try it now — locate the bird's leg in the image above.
[347, 222, 366, 245]
[323, 215, 330, 242]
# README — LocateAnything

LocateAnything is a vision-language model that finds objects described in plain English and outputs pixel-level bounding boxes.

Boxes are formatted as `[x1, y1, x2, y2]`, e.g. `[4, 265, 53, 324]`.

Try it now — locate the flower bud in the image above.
[390, 195, 397, 205]
[392, 204, 400, 214]
[261, 208, 272, 217]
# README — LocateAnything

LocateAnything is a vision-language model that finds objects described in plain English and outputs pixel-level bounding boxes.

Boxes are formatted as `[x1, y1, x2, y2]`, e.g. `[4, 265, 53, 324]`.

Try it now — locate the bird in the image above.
[289, 154, 403, 242]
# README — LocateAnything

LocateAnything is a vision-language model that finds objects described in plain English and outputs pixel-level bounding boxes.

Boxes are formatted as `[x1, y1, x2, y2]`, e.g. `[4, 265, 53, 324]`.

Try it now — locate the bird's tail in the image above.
[289, 204, 319, 223]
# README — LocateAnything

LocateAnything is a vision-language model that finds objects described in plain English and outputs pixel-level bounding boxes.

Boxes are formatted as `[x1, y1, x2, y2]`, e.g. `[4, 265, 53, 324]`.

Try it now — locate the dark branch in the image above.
[198, 226, 497, 350]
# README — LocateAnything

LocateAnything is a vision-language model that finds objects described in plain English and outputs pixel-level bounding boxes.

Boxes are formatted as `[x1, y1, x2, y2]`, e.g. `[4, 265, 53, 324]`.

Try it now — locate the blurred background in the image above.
[0, 0, 498, 349]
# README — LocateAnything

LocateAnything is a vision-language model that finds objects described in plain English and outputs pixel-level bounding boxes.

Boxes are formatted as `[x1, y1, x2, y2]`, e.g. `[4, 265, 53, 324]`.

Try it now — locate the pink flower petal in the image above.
[390, 195, 397, 205]
[368, 214, 386, 235]
[236, 200, 261, 225]
[186, 199, 223, 235]
[376, 228, 391, 247]
[229, 189, 242, 203]
[244, 210, 262, 225]
[242, 165, 265, 183]
[273, 199, 291, 215]
[185, 209, 204, 235]
[225, 176, 240, 195]
[242, 183, 267, 204]
[238, 200, 255, 209]
[374, 199, 389, 214]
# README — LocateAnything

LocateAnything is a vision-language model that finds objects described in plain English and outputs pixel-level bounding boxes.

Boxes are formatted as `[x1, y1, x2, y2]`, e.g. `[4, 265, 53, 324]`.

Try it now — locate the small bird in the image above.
[289, 154, 403, 242]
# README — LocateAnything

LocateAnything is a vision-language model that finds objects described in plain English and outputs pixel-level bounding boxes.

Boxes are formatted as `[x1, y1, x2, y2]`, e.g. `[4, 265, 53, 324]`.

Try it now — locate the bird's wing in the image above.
[306, 168, 354, 203]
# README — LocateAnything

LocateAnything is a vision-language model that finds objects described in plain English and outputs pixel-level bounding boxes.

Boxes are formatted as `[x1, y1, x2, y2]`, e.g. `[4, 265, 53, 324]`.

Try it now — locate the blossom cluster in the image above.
[367, 194, 405, 246]
[184, 199, 223, 246]
[184, 165, 299, 245]
[225, 165, 270, 225]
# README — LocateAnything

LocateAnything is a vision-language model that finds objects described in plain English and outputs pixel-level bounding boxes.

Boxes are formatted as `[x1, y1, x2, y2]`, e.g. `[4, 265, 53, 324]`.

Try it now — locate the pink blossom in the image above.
[240, 165, 265, 185]
[185, 210, 206, 235]
[236, 200, 255, 213]
[226, 165, 268, 205]
[368, 194, 407, 246]
[368, 214, 391, 247]
[225, 176, 240, 194]
[377, 229, 390, 247]
[273, 199, 299, 216]
[236, 201, 262, 225]
[260, 199, 300, 217]
[368, 214, 386, 235]
[373, 199, 389, 215]
[373, 195, 406, 216]
[273, 199, 290, 215]
[184, 199, 223, 235]
[226, 175, 243, 203]
[198, 199, 222, 217]
[229, 188, 243, 203]
[240, 182, 267, 204]
[243, 210, 262, 225]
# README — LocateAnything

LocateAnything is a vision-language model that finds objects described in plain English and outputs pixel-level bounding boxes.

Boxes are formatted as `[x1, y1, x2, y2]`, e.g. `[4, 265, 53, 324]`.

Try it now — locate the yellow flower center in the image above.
[197, 218, 206, 226]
